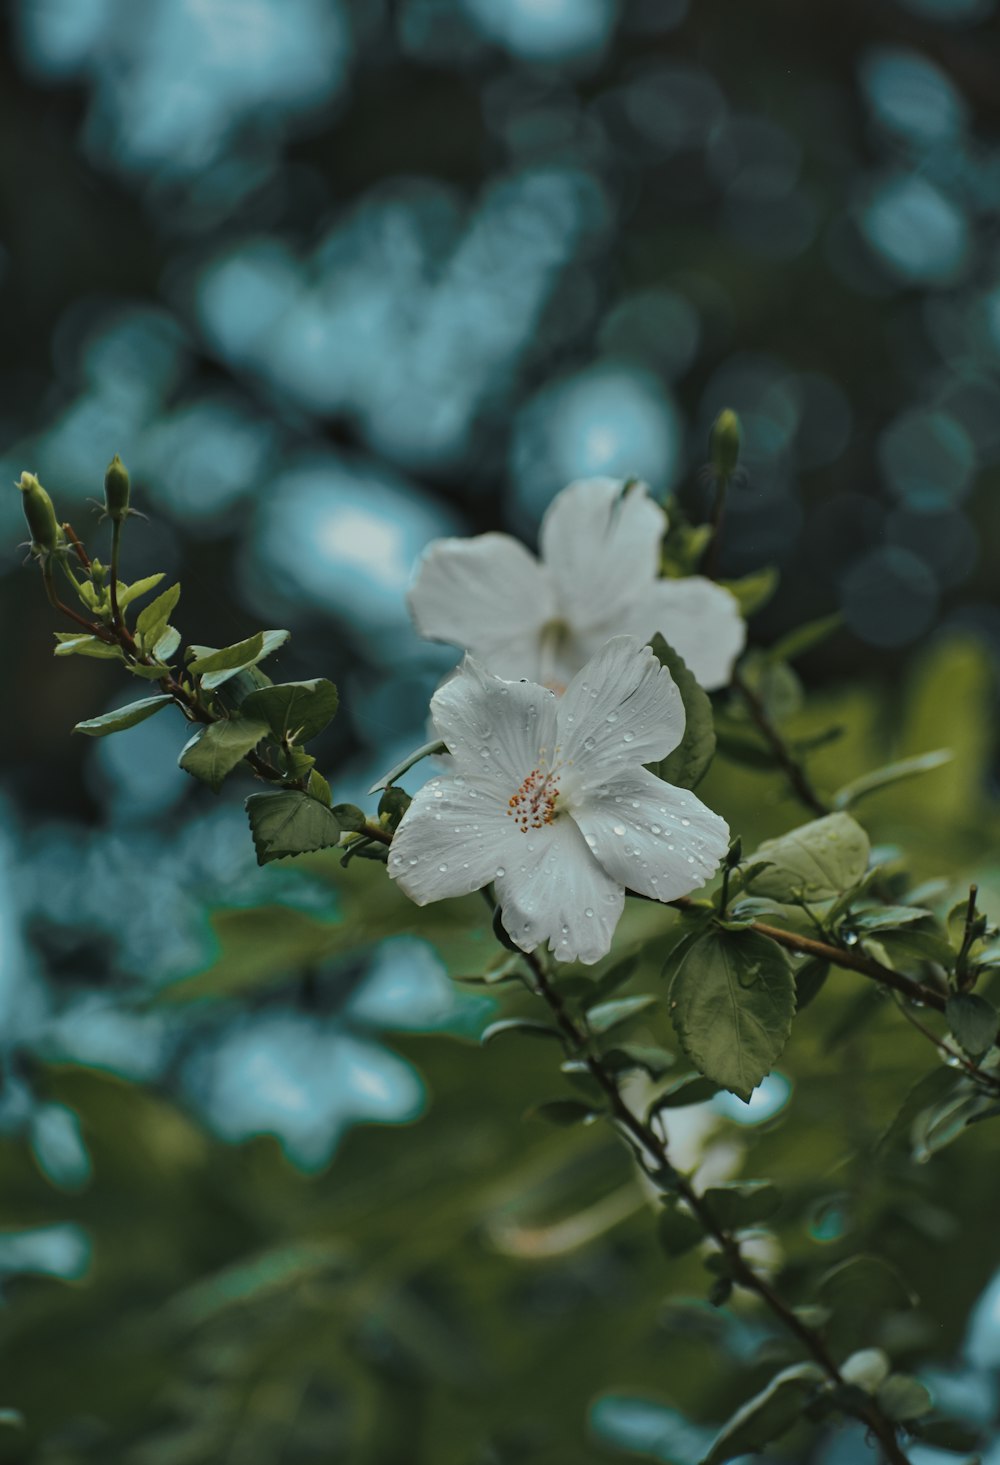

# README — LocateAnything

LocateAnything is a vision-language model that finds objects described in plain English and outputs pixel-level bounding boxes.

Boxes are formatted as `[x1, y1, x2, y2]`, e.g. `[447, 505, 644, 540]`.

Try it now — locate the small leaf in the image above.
[749, 813, 870, 903]
[481, 1018, 563, 1046]
[648, 635, 716, 790]
[946, 993, 999, 1058]
[53, 633, 124, 660]
[116, 572, 165, 610]
[666, 928, 795, 1102]
[189, 630, 290, 690]
[135, 583, 180, 655]
[817, 1255, 916, 1310]
[153, 624, 181, 662]
[767, 613, 843, 665]
[239, 679, 339, 744]
[587, 994, 658, 1036]
[74, 694, 173, 738]
[658, 1204, 703, 1257]
[719, 565, 779, 618]
[308, 769, 332, 806]
[179, 717, 269, 793]
[877, 1067, 963, 1156]
[833, 749, 953, 810]
[527, 1099, 600, 1126]
[600, 1043, 674, 1078]
[875, 1375, 933, 1422]
[795, 958, 829, 1012]
[245, 789, 342, 865]
[647, 1075, 720, 1119]
[702, 1181, 782, 1230]
[368, 738, 447, 795]
[588, 952, 640, 1004]
[699, 1363, 825, 1463]
[123, 660, 172, 680]
[840, 1348, 891, 1391]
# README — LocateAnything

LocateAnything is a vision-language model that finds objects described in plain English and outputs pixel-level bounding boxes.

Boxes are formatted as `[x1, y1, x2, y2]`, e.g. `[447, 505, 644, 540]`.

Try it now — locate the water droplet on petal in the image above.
[681, 818, 691, 827]
[583, 736, 596, 751]
[584, 833, 597, 848]
[606, 712, 618, 724]
[651, 824, 662, 834]
[439, 863, 449, 872]
[623, 732, 635, 743]
[584, 907, 594, 918]
[613, 824, 626, 836]
[496, 866, 506, 877]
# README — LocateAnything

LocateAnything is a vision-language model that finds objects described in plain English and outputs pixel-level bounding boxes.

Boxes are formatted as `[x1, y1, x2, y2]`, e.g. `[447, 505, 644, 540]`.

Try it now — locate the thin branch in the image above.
[730, 667, 829, 817]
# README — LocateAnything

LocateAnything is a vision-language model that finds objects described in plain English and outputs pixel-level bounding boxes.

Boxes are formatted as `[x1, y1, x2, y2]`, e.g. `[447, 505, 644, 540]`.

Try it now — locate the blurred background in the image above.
[2, 0, 1000, 1460]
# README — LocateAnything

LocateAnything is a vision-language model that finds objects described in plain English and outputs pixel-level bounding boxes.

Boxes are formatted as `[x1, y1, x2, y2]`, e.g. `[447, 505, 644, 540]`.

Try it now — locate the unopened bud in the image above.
[17, 471, 63, 555]
[710, 409, 741, 479]
[378, 786, 411, 830]
[104, 453, 131, 522]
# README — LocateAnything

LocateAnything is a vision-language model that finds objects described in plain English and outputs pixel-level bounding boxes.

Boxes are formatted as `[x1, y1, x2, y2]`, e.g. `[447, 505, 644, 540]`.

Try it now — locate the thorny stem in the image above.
[730, 666, 830, 817]
[513, 939, 912, 1463]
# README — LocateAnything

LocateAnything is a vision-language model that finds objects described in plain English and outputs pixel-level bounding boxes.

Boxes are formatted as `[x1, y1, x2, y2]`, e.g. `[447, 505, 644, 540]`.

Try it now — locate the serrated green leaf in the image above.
[308, 769, 332, 807]
[719, 565, 779, 618]
[749, 813, 870, 903]
[124, 660, 172, 680]
[833, 749, 953, 811]
[53, 634, 124, 660]
[116, 572, 165, 610]
[135, 583, 180, 655]
[701, 1181, 781, 1230]
[666, 928, 795, 1102]
[189, 630, 290, 690]
[239, 679, 339, 744]
[587, 994, 658, 1036]
[700, 1363, 825, 1463]
[74, 694, 173, 738]
[875, 1374, 933, 1422]
[647, 634, 716, 790]
[481, 1018, 563, 1046]
[153, 624, 181, 662]
[245, 789, 342, 865]
[179, 717, 269, 793]
[946, 993, 999, 1058]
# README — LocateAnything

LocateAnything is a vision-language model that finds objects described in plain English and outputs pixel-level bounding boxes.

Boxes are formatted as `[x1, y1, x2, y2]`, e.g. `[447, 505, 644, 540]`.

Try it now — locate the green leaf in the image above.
[587, 994, 658, 1035]
[135, 583, 180, 655]
[720, 565, 779, 618]
[116, 572, 165, 610]
[700, 1364, 825, 1463]
[946, 993, 999, 1058]
[840, 1348, 891, 1391]
[153, 624, 181, 662]
[833, 749, 953, 811]
[600, 1043, 675, 1078]
[702, 1181, 781, 1230]
[587, 952, 640, 1005]
[795, 958, 829, 1012]
[876, 1375, 933, 1422]
[647, 1074, 721, 1119]
[308, 769, 332, 807]
[368, 738, 447, 795]
[123, 660, 172, 680]
[647, 634, 716, 790]
[817, 1255, 916, 1310]
[910, 1419, 982, 1451]
[245, 789, 342, 865]
[846, 904, 934, 932]
[481, 1018, 563, 1046]
[749, 813, 870, 903]
[74, 694, 173, 738]
[767, 613, 843, 664]
[877, 1067, 963, 1156]
[527, 1099, 600, 1126]
[239, 679, 339, 744]
[658, 1203, 703, 1257]
[666, 928, 795, 1102]
[179, 717, 269, 793]
[53, 633, 124, 661]
[189, 630, 290, 690]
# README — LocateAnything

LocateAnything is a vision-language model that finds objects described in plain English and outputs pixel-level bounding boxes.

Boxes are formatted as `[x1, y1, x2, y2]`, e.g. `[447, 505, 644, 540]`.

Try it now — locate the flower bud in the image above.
[710, 409, 741, 479]
[17, 471, 63, 555]
[104, 453, 131, 522]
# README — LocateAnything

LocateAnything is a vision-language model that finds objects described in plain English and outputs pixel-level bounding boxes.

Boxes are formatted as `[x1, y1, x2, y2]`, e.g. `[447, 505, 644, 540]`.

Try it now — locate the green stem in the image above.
[730, 667, 829, 817]
[109, 516, 124, 635]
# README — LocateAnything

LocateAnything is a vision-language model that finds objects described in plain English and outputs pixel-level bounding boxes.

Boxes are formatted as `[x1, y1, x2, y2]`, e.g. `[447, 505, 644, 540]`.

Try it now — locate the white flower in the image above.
[388, 636, 729, 965]
[408, 476, 745, 692]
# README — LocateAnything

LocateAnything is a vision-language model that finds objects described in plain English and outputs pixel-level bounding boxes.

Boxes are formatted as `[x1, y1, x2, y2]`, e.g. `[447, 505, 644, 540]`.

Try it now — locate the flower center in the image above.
[507, 764, 562, 832]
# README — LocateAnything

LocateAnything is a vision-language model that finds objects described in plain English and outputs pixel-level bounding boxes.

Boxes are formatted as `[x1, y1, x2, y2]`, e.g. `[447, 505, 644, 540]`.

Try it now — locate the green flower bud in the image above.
[378, 785, 411, 830]
[17, 471, 64, 555]
[710, 409, 741, 479]
[104, 453, 131, 522]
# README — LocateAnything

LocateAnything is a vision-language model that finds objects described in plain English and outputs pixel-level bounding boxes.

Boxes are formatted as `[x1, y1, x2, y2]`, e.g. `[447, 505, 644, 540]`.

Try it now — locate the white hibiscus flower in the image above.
[408, 477, 745, 692]
[388, 637, 729, 965]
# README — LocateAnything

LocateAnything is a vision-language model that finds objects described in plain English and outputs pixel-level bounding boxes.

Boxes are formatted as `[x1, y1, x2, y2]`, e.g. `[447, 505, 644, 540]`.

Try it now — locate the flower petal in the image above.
[540, 478, 666, 635]
[495, 816, 625, 965]
[556, 636, 685, 790]
[572, 768, 729, 902]
[620, 577, 746, 691]
[408, 534, 556, 671]
[430, 656, 560, 791]
[388, 773, 521, 904]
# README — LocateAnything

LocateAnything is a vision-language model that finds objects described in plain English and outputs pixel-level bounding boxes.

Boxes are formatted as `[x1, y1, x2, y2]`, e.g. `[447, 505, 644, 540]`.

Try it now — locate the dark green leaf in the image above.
[875, 1375, 933, 1422]
[588, 952, 640, 1005]
[332, 802, 366, 832]
[239, 678, 339, 743]
[527, 1099, 600, 1126]
[848, 904, 933, 931]
[245, 789, 342, 865]
[647, 634, 716, 790]
[795, 958, 829, 1012]
[587, 994, 658, 1035]
[307, 769, 332, 806]
[179, 717, 269, 793]
[702, 1181, 782, 1230]
[700, 1364, 825, 1463]
[833, 749, 953, 811]
[719, 565, 779, 618]
[817, 1255, 916, 1309]
[749, 814, 870, 903]
[481, 1019, 563, 1046]
[658, 1204, 703, 1257]
[768, 613, 843, 665]
[910, 1419, 982, 1450]
[74, 694, 173, 738]
[135, 583, 180, 655]
[666, 928, 795, 1102]
[877, 1067, 965, 1156]
[946, 993, 999, 1058]
[647, 1074, 721, 1119]
[600, 1043, 675, 1078]
[189, 630, 290, 690]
